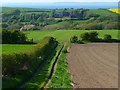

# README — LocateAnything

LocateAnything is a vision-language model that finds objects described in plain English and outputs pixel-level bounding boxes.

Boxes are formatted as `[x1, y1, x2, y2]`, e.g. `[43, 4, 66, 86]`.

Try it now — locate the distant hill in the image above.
[2, 2, 118, 9]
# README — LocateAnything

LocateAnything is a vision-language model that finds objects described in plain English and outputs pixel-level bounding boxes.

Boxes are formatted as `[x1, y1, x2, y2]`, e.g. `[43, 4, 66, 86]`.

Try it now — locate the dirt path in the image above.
[44, 44, 64, 88]
[67, 43, 118, 88]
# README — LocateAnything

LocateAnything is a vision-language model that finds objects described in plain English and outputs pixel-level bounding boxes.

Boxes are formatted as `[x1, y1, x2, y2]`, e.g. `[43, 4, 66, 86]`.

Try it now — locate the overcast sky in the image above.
[1, 0, 119, 3]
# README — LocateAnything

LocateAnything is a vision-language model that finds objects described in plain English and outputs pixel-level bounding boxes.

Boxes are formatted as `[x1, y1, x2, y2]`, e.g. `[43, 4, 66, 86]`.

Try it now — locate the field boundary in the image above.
[44, 44, 65, 88]
[18, 44, 64, 89]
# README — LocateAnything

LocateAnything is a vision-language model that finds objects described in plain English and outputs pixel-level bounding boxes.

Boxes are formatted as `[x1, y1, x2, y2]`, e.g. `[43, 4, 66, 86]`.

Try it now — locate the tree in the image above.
[69, 10, 79, 18]
[63, 8, 70, 17]
[2, 29, 12, 43]
[2, 23, 8, 28]
[8, 23, 21, 30]
[70, 35, 78, 43]
[2, 30, 27, 44]
[12, 9, 21, 15]
[88, 31, 99, 41]
[104, 34, 112, 41]
[80, 31, 99, 41]
[80, 32, 89, 41]
[51, 10, 56, 17]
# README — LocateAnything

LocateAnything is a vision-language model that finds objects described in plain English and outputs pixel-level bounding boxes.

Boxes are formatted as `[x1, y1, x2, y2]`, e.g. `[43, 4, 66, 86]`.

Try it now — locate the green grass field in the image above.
[2, 44, 34, 54]
[88, 9, 117, 16]
[25, 30, 119, 43]
[3, 30, 118, 54]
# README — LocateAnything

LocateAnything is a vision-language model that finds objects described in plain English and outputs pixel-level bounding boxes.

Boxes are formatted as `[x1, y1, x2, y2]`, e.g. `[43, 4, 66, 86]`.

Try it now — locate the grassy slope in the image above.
[88, 9, 117, 16]
[25, 30, 119, 43]
[2, 44, 34, 54]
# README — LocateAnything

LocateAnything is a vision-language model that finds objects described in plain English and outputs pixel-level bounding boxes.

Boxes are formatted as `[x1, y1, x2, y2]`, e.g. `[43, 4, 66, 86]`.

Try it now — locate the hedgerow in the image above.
[2, 37, 58, 88]
[24, 44, 63, 89]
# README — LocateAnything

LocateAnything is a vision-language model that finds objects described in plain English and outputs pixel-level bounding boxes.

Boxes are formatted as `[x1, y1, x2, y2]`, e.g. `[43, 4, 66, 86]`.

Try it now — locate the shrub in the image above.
[88, 31, 99, 41]
[104, 34, 112, 41]
[2, 30, 27, 44]
[80, 32, 89, 41]
[70, 35, 78, 43]
[80, 31, 99, 41]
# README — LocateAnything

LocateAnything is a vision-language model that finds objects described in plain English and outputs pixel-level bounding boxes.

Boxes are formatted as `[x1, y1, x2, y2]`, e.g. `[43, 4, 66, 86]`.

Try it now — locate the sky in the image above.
[1, 0, 119, 3]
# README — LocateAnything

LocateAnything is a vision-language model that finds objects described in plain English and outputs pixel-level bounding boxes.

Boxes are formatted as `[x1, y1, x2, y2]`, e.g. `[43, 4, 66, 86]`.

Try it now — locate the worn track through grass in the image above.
[44, 44, 65, 88]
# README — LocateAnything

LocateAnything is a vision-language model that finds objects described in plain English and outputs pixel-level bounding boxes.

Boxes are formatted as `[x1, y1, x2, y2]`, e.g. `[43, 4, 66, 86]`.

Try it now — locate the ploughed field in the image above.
[67, 43, 118, 88]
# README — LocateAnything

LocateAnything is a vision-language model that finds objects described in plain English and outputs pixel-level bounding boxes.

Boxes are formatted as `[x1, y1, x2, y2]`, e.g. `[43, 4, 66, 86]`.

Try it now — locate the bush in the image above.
[80, 31, 99, 41]
[70, 35, 78, 43]
[104, 34, 112, 41]
[88, 31, 99, 41]
[80, 32, 89, 41]
[2, 30, 27, 44]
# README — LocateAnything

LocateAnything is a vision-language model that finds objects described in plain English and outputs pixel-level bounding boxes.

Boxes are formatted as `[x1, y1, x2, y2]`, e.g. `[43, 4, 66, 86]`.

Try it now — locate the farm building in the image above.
[20, 24, 36, 31]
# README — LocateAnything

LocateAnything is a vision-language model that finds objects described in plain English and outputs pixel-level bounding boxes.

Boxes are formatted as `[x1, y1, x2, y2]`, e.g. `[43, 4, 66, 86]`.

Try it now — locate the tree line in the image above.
[2, 29, 33, 44]
[70, 31, 119, 43]
[2, 8, 119, 30]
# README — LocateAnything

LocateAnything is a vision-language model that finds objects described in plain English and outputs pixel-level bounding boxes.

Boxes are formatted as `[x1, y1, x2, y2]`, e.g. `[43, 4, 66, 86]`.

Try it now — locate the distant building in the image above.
[54, 12, 63, 18]
[20, 24, 36, 31]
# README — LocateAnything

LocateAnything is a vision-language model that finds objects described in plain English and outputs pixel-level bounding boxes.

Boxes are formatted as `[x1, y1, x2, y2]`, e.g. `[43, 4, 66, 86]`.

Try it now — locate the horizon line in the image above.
[2, 1, 119, 3]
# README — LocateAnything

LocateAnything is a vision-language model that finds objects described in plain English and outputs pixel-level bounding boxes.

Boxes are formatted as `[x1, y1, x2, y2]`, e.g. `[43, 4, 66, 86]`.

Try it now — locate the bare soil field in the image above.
[67, 43, 118, 88]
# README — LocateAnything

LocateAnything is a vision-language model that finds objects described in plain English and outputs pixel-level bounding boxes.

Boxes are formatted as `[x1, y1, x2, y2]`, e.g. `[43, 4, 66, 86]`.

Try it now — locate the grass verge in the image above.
[47, 45, 73, 88]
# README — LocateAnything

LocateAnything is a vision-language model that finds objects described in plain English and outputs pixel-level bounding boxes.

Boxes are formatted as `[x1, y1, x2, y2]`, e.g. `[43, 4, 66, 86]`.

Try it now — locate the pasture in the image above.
[88, 9, 118, 16]
[25, 30, 119, 43]
[2, 44, 34, 54]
